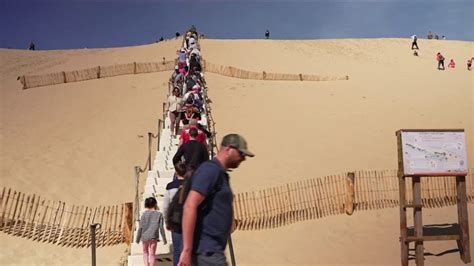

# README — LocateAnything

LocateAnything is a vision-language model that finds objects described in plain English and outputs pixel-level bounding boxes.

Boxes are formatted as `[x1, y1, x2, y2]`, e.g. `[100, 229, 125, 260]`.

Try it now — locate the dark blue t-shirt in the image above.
[191, 158, 233, 254]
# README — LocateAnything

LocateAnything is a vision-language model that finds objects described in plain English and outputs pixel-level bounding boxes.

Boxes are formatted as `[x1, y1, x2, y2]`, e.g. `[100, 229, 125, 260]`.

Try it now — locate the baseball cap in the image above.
[221, 134, 254, 157]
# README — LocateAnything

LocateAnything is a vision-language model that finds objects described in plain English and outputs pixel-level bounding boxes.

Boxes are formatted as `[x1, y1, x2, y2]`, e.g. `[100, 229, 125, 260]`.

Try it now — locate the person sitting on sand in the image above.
[436, 52, 445, 70]
[448, 59, 456, 69]
[467, 58, 472, 71]
[413, 50, 418, 56]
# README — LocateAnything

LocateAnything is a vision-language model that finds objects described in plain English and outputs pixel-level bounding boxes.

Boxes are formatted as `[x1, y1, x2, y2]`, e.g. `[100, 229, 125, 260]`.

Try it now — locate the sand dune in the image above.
[1, 38, 473, 265]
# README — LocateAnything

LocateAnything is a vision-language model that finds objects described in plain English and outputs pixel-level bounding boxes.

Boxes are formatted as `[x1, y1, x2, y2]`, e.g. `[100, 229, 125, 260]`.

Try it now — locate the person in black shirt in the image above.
[172, 127, 209, 175]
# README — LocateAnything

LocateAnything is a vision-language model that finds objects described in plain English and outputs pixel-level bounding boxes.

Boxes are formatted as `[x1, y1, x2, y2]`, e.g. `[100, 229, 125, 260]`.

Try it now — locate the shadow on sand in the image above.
[407, 223, 461, 260]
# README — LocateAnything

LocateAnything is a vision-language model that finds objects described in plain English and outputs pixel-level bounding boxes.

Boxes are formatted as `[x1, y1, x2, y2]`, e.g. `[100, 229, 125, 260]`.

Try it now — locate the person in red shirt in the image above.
[179, 119, 207, 149]
[436, 52, 445, 70]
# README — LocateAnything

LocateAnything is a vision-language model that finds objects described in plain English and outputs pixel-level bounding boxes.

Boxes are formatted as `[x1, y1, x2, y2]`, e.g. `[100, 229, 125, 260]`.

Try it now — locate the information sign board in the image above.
[398, 130, 468, 176]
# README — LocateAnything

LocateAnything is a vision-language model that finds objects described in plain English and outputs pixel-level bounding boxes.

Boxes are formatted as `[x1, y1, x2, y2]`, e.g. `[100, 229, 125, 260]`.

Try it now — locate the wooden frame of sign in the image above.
[396, 129, 470, 266]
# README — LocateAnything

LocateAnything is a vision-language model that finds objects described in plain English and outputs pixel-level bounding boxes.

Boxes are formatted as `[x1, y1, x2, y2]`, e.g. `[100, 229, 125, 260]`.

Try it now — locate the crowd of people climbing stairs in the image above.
[135, 26, 254, 266]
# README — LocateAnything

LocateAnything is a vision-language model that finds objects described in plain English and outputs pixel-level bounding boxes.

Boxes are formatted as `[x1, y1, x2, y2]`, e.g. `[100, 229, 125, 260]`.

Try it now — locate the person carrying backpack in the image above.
[178, 134, 254, 266]
[163, 162, 187, 266]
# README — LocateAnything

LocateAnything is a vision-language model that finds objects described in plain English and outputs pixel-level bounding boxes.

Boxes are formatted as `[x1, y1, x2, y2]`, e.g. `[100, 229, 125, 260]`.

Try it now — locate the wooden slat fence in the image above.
[233, 169, 474, 231]
[0, 187, 133, 248]
[18, 60, 349, 89]
[202, 60, 349, 82]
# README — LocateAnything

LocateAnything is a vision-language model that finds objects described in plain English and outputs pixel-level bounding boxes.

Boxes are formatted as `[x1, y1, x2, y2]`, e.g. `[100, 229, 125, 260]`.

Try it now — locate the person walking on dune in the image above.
[28, 41, 35, 50]
[411, 35, 419, 50]
[265, 29, 270, 39]
[178, 134, 254, 266]
[436, 52, 445, 70]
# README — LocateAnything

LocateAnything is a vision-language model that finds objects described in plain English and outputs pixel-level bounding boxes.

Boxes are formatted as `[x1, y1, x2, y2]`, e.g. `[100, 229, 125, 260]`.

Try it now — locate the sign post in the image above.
[396, 129, 470, 265]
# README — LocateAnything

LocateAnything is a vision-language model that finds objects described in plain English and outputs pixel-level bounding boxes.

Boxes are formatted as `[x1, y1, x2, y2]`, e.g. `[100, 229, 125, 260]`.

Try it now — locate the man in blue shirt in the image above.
[178, 134, 254, 266]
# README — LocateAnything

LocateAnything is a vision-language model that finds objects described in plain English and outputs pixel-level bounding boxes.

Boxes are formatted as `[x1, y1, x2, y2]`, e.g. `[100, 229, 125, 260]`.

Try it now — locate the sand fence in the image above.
[233, 169, 474, 231]
[202, 60, 349, 82]
[18, 60, 349, 89]
[0, 187, 133, 248]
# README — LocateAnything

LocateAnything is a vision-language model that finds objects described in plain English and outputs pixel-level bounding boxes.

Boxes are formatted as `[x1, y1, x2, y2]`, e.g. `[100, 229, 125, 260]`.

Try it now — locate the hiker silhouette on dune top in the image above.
[411, 35, 419, 50]
[28, 41, 35, 50]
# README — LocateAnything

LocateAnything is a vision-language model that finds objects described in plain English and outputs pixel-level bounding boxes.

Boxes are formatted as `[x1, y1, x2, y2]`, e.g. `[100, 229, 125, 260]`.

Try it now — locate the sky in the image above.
[1, 0, 473, 50]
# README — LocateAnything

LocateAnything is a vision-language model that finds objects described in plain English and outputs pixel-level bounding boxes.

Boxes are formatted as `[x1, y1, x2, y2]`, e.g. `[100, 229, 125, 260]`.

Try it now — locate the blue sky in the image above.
[1, 0, 472, 50]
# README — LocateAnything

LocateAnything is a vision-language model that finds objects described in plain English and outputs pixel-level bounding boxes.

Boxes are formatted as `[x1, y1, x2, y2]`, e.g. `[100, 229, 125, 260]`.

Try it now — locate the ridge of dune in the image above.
[1, 38, 473, 265]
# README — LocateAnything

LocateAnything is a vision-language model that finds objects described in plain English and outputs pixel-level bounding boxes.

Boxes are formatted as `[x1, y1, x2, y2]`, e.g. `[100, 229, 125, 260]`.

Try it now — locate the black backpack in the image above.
[166, 165, 225, 233]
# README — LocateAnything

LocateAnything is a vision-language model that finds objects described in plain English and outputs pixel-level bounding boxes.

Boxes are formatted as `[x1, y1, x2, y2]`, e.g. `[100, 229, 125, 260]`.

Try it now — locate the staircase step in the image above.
[127, 253, 173, 266]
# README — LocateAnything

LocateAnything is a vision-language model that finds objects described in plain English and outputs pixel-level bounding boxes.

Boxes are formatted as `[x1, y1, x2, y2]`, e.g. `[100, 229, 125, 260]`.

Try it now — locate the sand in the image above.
[1, 38, 473, 265]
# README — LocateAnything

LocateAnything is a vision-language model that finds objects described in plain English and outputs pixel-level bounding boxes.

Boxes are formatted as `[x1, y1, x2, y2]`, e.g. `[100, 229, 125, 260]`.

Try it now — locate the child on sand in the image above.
[136, 197, 167, 266]
[448, 59, 456, 69]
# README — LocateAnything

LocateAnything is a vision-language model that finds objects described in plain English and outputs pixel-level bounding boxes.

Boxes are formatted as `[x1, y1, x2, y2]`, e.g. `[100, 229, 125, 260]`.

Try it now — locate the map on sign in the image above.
[401, 131, 468, 175]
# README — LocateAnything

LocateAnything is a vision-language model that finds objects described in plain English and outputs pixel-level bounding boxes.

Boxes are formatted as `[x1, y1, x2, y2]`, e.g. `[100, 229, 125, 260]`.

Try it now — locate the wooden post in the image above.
[162, 102, 166, 129]
[41, 201, 54, 242]
[316, 179, 326, 217]
[148, 132, 152, 171]
[345, 172, 355, 215]
[456, 175, 471, 263]
[57, 205, 70, 245]
[9, 192, 21, 234]
[28, 196, 40, 239]
[23, 194, 35, 237]
[157, 119, 162, 151]
[33, 199, 47, 241]
[116, 204, 124, 243]
[0, 187, 8, 228]
[134, 166, 140, 224]
[19, 195, 31, 236]
[412, 176, 424, 266]
[12, 193, 26, 236]
[123, 202, 133, 244]
[82, 207, 92, 247]
[399, 174, 409, 266]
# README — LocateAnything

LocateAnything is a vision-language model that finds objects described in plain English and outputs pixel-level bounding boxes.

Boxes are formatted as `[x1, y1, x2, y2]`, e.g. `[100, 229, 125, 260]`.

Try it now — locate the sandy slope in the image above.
[1, 38, 473, 265]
